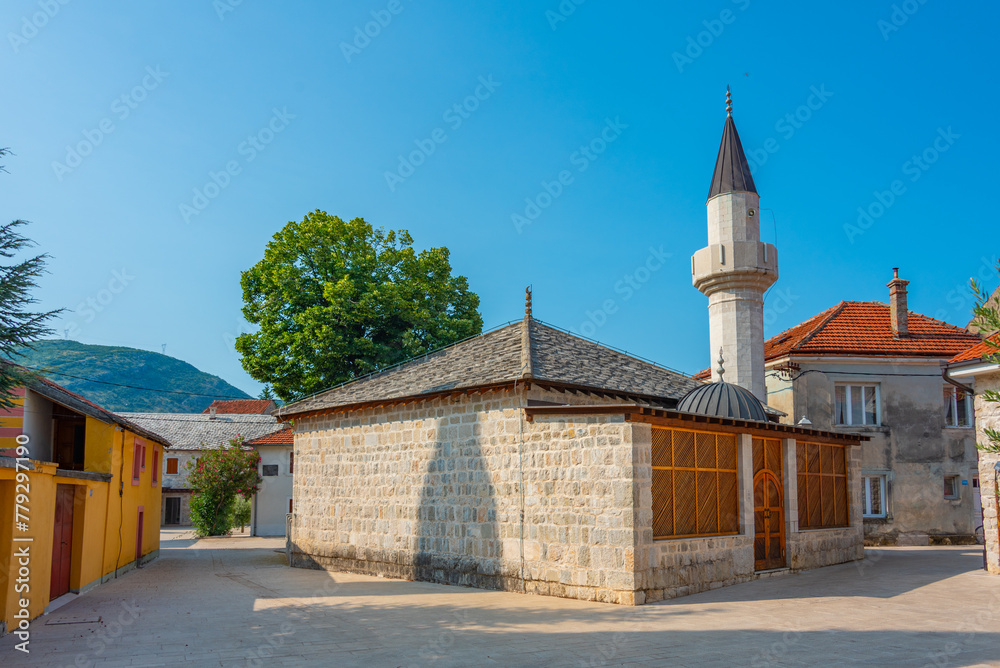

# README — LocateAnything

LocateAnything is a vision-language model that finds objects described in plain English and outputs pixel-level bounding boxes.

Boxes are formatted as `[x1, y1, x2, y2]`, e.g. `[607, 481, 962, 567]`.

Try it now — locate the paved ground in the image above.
[3, 530, 999, 667]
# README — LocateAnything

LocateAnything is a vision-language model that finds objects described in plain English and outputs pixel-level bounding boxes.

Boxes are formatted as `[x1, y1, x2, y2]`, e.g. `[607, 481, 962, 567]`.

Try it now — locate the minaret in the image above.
[692, 88, 778, 402]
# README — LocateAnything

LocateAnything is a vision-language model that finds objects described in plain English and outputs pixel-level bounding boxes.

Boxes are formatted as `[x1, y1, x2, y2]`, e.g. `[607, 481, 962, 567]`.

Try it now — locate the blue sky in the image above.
[1, 0, 996, 396]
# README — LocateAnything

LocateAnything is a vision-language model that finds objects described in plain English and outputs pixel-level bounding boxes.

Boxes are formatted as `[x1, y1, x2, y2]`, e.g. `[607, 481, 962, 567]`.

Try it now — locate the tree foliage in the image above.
[0, 149, 62, 407]
[236, 212, 483, 401]
[187, 442, 262, 536]
[971, 268, 1000, 453]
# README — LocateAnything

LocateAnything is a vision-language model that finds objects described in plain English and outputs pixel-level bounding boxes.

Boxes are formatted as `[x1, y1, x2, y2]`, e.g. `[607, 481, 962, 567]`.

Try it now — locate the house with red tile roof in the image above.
[752, 270, 983, 545]
[202, 399, 276, 415]
[244, 424, 294, 536]
[945, 333, 1000, 573]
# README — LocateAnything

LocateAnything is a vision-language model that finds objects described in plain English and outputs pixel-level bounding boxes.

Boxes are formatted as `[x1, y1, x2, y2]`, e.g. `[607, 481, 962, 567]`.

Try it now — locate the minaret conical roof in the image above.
[707, 90, 757, 201]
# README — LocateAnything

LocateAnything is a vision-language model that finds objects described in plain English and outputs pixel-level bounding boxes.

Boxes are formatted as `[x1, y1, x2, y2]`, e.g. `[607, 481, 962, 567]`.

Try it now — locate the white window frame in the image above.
[834, 383, 881, 426]
[943, 474, 961, 500]
[862, 474, 888, 518]
[943, 386, 973, 428]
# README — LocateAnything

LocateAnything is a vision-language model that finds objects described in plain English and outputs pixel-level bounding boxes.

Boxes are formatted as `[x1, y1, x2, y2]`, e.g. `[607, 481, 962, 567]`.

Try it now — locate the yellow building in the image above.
[0, 373, 170, 637]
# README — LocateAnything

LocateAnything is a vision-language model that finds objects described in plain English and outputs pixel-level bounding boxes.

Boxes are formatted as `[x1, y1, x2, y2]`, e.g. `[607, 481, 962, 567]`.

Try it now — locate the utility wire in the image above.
[26, 367, 252, 399]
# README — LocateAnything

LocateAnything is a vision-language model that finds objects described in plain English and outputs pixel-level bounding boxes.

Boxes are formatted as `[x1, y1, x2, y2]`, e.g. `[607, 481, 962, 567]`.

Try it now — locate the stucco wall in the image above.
[767, 358, 979, 543]
[254, 444, 293, 536]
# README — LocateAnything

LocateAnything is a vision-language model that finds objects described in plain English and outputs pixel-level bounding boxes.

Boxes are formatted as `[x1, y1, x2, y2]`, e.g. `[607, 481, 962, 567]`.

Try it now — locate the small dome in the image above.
[677, 381, 768, 422]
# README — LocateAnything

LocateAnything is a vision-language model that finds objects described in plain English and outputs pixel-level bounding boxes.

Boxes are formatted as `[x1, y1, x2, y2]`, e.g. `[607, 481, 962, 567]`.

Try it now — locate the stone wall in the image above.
[291, 387, 641, 604]
[290, 387, 864, 605]
[974, 370, 1000, 575]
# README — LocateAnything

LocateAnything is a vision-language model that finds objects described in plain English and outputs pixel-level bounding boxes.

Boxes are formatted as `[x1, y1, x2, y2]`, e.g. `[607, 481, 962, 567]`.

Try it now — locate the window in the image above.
[289, 452, 293, 475]
[944, 475, 960, 499]
[797, 442, 849, 529]
[651, 428, 739, 539]
[151, 448, 160, 485]
[141, 442, 146, 470]
[943, 386, 973, 428]
[131, 440, 142, 485]
[834, 384, 880, 426]
[862, 474, 887, 518]
[166, 457, 179, 475]
[262, 464, 279, 476]
[288, 498, 293, 513]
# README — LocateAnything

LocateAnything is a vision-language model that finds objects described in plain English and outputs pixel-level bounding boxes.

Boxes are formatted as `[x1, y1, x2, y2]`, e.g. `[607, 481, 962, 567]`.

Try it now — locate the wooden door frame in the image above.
[50, 484, 75, 600]
[753, 469, 786, 571]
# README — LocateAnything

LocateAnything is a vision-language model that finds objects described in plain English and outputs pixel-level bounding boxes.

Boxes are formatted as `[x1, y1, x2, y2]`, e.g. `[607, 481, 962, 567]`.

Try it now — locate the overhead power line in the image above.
[27, 367, 252, 399]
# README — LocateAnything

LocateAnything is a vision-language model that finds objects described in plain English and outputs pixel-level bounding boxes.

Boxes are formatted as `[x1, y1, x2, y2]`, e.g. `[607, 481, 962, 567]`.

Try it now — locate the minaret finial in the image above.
[524, 286, 532, 319]
[716, 347, 726, 382]
[726, 85, 732, 116]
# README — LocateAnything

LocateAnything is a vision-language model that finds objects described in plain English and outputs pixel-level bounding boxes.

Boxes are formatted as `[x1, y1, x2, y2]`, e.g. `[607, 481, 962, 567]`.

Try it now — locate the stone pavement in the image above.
[2, 530, 999, 667]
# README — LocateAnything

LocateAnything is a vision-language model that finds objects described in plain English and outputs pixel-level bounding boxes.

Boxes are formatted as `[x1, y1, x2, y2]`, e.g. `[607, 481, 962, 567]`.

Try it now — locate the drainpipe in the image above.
[941, 362, 976, 396]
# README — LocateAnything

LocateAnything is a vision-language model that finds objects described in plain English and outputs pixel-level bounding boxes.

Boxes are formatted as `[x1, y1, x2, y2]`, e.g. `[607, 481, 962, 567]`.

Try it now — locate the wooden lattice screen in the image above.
[651, 427, 739, 539]
[796, 442, 849, 529]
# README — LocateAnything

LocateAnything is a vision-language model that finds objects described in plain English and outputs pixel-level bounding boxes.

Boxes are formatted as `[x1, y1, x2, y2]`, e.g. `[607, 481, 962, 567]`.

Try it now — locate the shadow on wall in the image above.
[414, 412, 506, 591]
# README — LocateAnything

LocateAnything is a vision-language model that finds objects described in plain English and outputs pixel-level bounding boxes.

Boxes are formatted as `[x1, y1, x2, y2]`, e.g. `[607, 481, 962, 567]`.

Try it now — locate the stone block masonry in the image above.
[289, 387, 864, 605]
[291, 388, 641, 605]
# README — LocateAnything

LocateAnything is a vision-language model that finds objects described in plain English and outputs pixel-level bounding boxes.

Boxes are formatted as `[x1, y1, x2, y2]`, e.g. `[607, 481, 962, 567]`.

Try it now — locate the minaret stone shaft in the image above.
[692, 88, 778, 402]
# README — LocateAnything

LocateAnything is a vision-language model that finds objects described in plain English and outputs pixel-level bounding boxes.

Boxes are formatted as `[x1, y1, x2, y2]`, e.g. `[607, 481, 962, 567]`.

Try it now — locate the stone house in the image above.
[945, 335, 1000, 573]
[120, 411, 286, 527]
[279, 315, 866, 605]
[278, 90, 868, 605]
[750, 272, 983, 545]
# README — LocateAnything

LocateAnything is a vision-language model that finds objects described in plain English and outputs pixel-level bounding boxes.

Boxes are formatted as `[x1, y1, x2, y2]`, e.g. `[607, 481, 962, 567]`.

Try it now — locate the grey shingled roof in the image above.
[117, 413, 285, 450]
[279, 319, 704, 417]
[707, 113, 757, 201]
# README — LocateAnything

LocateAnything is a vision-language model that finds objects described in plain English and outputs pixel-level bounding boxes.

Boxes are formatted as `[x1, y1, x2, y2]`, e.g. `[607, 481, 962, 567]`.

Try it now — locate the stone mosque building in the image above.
[279, 91, 867, 605]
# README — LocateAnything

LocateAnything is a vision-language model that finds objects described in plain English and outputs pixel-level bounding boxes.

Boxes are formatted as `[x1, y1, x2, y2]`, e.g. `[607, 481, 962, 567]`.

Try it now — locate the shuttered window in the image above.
[651, 427, 740, 539]
[796, 442, 849, 529]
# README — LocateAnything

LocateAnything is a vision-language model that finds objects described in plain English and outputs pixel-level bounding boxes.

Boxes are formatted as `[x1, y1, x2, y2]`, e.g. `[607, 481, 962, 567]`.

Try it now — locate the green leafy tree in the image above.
[971, 270, 1000, 453]
[187, 441, 262, 536]
[0, 149, 62, 407]
[236, 211, 483, 401]
[230, 496, 252, 534]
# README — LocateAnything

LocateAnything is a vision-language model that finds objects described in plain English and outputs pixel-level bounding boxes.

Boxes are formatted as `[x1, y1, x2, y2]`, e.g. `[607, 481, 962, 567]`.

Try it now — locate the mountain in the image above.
[13, 340, 253, 413]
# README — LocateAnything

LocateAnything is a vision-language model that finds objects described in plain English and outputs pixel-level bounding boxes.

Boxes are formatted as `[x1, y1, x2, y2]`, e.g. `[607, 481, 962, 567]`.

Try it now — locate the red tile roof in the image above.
[203, 399, 276, 415]
[948, 334, 1000, 364]
[763, 301, 981, 360]
[693, 301, 982, 379]
[244, 424, 293, 445]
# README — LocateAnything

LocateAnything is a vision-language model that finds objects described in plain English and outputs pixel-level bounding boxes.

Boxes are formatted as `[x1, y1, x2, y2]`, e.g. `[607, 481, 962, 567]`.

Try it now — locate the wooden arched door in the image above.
[753, 438, 786, 571]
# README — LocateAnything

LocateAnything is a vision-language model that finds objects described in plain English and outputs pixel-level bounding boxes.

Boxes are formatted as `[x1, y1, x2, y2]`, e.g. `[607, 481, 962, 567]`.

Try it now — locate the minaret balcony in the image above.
[691, 241, 778, 294]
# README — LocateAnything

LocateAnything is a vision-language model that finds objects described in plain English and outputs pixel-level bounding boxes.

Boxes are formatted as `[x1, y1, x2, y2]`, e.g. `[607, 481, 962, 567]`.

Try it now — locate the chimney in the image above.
[887, 268, 910, 338]
[209, 406, 217, 419]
